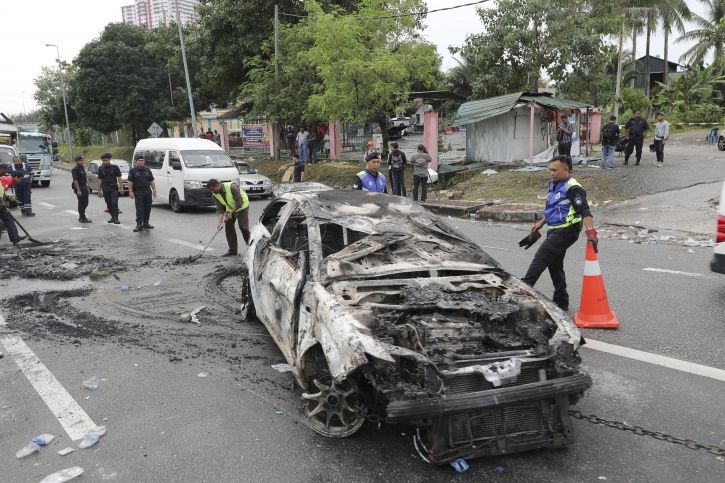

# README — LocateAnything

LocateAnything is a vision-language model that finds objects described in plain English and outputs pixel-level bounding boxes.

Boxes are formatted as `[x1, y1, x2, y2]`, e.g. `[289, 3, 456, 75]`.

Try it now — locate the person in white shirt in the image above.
[653, 112, 670, 168]
[296, 127, 309, 162]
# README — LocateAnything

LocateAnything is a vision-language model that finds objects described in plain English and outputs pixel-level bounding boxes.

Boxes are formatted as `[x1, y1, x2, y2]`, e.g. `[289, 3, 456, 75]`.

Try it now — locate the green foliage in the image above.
[33, 64, 77, 130]
[656, 65, 725, 121]
[72, 126, 94, 146]
[621, 87, 652, 113]
[677, 0, 725, 67]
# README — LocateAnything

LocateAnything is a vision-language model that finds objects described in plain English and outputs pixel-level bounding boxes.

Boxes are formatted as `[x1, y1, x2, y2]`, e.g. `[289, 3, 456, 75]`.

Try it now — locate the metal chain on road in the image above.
[569, 410, 725, 457]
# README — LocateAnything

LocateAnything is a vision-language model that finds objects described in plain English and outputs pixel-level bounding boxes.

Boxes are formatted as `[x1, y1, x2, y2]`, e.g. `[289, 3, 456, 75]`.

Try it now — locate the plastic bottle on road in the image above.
[78, 425, 106, 449]
[83, 375, 100, 390]
[33, 434, 55, 445]
[39, 466, 84, 483]
[15, 442, 40, 458]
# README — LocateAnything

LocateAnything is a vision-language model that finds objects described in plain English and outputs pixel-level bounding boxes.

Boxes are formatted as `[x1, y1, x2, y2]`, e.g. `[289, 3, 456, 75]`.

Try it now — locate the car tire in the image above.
[41, 181, 50, 187]
[169, 189, 184, 213]
[718, 136, 725, 151]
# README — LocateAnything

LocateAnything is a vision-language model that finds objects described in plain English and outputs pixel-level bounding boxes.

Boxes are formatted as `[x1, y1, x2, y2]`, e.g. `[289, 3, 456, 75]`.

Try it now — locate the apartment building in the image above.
[121, 0, 199, 29]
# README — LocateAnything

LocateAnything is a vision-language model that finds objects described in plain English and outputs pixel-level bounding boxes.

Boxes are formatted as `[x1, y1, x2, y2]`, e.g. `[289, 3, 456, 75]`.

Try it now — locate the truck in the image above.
[17, 131, 55, 187]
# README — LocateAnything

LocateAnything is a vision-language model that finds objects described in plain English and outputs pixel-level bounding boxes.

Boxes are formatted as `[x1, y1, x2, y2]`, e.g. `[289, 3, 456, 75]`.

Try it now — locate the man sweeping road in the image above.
[521, 155, 598, 311]
[207, 179, 250, 257]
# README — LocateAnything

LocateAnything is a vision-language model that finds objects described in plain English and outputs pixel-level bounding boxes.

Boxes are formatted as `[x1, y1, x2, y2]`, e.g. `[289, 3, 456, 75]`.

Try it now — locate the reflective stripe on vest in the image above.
[213, 182, 249, 213]
[356, 169, 387, 193]
[545, 177, 583, 229]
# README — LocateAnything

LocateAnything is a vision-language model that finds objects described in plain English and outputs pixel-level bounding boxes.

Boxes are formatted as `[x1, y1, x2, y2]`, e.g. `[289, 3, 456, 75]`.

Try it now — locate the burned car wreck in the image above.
[241, 188, 592, 463]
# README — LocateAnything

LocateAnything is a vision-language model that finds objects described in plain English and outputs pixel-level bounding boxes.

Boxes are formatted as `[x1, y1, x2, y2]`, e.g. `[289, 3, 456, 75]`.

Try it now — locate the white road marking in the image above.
[39, 202, 56, 209]
[64, 209, 79, 216]
[0, 333, 98, 440]
[585, 338, 725, 383]
[69, 227, 87, 231]
[109, 223, 133, 230]
[481, 245, 513, 251]
[166, 238, 216, 251]
[643, 267, 707, 278]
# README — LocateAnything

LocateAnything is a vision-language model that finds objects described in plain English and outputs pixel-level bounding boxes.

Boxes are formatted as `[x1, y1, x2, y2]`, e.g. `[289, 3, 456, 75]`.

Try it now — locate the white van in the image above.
[132, 138, 240, 212]
[711, 178, 725, 274]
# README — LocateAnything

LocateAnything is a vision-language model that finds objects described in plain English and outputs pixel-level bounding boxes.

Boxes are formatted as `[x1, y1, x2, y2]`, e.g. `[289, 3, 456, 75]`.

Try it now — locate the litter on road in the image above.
[15, 442, 40, 458]
[39, 466, 84, 483]
[78, 425, 106, 449]
[83, 375, 100, 390]
[451, 458, 470, 473]
[57, 447, 74, 456]
[271, 363, 293, 373]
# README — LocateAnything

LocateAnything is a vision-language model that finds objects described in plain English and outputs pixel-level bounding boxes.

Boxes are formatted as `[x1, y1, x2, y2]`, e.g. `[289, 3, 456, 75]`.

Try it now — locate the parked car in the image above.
[0, 144, 17, 167]
[240, 188, 591, 464]
[87, 159, 131, 195]
[232, 160, 272, 198]
[229, 131, 244, 148]
[711, 178, 725, 273]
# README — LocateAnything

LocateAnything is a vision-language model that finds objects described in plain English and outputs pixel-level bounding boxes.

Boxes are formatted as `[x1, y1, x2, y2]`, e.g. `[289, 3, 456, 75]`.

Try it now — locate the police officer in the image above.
[96, 152, 123, 224]
[127, 155, 157, 232]
[352, 152, 388, 193]
[0, 176, 26, 245]
[207, 179, 250, 256]
[623, 110, 649, 166]
[11, 155, 34, 216]
[71, 155, 92, 223]
[521, 155, 598, 311]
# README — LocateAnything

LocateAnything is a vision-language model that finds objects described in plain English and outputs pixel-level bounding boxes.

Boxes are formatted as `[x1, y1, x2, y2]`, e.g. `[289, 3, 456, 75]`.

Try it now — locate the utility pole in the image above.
[45, 43, 72, 162]
[273, 4, 281, 160]
[168, 72, 174, 107]
[614, 18, 625, 118]
[176, 0, 197, 137]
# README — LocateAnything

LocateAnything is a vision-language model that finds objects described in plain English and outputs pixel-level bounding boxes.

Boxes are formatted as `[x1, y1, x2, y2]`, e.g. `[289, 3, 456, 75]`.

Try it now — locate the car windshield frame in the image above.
[181, 150, 234, 169]
[0, 146, 14, 165]
[18, 136, 50, 154]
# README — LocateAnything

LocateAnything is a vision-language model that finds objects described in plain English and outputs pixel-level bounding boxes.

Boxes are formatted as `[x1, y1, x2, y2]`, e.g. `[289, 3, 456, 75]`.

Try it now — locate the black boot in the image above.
[143, 222, 154, 229]
[12, 235, 27, 245]
[133, 225, 143, 232]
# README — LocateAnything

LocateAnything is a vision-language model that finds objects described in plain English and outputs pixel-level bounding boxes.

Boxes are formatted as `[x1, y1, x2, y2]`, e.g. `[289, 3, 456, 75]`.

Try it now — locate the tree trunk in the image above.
[645, 15, 651, 97]
[629, 27, 638, 88]
[663, 28, 669, 87]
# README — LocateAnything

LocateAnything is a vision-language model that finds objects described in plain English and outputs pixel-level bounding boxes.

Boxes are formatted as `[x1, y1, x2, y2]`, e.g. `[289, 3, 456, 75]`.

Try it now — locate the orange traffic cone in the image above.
[574, 241, 620, 329]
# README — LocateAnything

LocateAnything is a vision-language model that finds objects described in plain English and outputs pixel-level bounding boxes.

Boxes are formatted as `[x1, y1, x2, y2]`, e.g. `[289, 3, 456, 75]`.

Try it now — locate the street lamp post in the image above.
[45, 43, 72, 162]
[175, 0, 197, 137]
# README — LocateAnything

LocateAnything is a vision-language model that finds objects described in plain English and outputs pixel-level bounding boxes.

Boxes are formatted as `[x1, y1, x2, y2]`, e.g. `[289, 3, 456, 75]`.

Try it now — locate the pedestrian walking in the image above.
[410, 144, 431, 202]
[207, 179, 250, 257]
[653, 112, 670, 168]
[521, 155, 598, 311]
[352, 152, 387, 193]
[623, 110, 649, 166]
[96, 153, 123, 224]
[10, 155, 34, 216]
[0, 179, 26, 245]
[296, 127, 309, 163]
[293, 153, 305, 182]
[557, 115, 574, 156]
[71, 155, 92, 223]
[286, 126, 296, 156]
[128, 155, 157, 232]
[307, 126, 317, 164]
[317, 125, 326, 157]
[387, 142, 407, 197]
[600, 116, 620, 170]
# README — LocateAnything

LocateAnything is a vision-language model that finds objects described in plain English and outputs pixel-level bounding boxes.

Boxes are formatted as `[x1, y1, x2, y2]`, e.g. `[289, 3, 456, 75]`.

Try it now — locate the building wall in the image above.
[465, 108, 549, 163]
[121, 0, 199, 28]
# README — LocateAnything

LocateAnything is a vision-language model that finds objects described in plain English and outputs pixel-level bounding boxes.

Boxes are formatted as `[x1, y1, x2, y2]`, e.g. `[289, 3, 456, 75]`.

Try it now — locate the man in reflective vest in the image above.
[208, 179, 250, 257]
[352, 152, 388, 193]
[521, 155, 598, 311]
[0, 181, 26, 245]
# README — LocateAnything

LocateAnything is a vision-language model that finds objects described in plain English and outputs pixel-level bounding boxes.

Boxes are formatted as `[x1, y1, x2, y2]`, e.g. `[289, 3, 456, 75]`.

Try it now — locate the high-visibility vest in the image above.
[213, 182, 249, 213]
[356, 169, 387, 193]
[544, 177, 583, 229]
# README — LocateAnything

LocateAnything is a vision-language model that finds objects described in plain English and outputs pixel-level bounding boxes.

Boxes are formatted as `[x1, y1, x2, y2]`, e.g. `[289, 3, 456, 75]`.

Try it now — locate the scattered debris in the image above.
[57, 447, 74, 456]
[135, 279, 162, 289]
[275, 408, 284, 415]
[197, 371, 209, 378]
[179, 306, 206, 325]
[271, 363, 293, 373]
[39, 466, 84, 483]
[78, 425, 106, 449]
[121, 284, 129, 291]
[451, 458, 470, 473]
[33, 434, 55, 445]
[15, 442, 40, 458]
[83, 375, 100, 390]
[687, 248, 695, 254]
[598, 477, 607, 481]
[59, 262, 79, 271]
[482, 169, 498, 176]
[495, 465, 505, 473]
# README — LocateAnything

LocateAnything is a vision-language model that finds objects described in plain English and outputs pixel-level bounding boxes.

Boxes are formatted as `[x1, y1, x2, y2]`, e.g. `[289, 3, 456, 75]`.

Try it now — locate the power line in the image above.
[279, 0, 490, 20]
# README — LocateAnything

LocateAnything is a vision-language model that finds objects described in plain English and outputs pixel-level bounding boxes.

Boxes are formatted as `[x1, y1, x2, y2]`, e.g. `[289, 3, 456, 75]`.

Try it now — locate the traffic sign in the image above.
[147, 122, 163, 138]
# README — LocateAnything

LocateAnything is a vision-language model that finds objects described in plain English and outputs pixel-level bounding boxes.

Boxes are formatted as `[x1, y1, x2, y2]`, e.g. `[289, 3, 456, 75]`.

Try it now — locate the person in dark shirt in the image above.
[127, 155, 157, 232]
[11, 155, 34, 216]
[521, 155, 598, 311]
[623, 110, 649, 166]
[71, 155, 92, 223]
[96, 152, 123, 224]
[293, 154, 305, 182]
[387, 142, 407, 197]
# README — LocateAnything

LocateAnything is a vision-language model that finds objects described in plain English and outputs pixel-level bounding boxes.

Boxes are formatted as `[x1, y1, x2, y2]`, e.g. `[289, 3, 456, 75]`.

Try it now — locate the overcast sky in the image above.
[0, 0, 708, 116]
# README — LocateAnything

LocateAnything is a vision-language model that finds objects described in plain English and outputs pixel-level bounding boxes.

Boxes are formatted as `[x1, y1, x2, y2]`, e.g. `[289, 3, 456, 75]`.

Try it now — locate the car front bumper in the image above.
[387, 373, 592, 463]
[183, 188, 214, 206]
[242, 185, 272, 197]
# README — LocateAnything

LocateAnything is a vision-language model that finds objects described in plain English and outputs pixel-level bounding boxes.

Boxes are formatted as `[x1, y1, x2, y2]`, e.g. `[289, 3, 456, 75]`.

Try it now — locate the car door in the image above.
[87, 161, 99, 192]
[167, 150, 184, 201]
[147, 150, 169, 203]
[254, 202, 308, 360]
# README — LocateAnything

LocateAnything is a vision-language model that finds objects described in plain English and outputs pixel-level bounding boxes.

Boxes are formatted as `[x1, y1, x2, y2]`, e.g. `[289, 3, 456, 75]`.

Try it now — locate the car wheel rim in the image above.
[719, 138, 725, 150]
[302, 378, 365, 437]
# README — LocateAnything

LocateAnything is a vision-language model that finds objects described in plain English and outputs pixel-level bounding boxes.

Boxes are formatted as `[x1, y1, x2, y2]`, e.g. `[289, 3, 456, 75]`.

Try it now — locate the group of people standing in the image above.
[288, 126, 330, 163]
[352, 142, 432, 202]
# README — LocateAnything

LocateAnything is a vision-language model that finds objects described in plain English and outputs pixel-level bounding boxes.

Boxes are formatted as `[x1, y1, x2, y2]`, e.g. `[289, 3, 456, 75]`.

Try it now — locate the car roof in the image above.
[134, 138, 224, 151]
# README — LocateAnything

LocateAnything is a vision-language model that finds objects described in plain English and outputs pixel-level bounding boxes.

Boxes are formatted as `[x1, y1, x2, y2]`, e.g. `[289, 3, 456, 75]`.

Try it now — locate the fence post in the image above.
[423, 111, 439, 171]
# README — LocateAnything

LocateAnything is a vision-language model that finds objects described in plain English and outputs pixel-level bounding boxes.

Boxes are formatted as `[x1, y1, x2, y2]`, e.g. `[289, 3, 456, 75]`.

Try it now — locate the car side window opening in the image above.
[169, 151, 181, 168]
[276, 210, 310, 271]
[260, 201, 288, 233]
[320, 223, 369, 258]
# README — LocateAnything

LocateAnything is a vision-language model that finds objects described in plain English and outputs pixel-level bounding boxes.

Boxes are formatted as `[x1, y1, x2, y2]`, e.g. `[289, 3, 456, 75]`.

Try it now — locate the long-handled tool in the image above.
[187, 226, 223, 262]
[6, 211, 49, 245]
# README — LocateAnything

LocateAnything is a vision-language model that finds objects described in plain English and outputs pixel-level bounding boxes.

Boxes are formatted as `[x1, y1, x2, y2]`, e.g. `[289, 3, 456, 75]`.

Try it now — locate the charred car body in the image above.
[241, 188, 591, 463]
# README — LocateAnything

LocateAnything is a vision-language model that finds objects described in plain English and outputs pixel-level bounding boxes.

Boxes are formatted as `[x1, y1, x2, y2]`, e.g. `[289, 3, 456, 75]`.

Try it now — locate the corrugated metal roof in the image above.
[454, 92, 592, 126]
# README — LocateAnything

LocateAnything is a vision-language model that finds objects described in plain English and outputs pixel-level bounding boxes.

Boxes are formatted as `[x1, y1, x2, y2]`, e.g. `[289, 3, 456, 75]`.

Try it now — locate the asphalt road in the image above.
[1, 170, 723, 482]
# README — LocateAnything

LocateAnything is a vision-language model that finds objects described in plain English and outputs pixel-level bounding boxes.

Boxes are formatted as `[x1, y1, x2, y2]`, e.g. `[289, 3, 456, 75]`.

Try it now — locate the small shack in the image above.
[454, 92, 593, 164]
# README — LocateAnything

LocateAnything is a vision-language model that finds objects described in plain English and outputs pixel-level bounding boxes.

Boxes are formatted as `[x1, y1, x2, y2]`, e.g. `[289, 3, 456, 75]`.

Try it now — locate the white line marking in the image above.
[39, 202, 56, 209]
[69, 227, 87, 231]
[109, 223, 132, 230]
[64, 209, 79, 216]
[166, 238, 215, 251]
[643, 267, 706, 278]
[0, 335, 98, 440]
[481, 245, 513, 251]
[585, 338, 725, 382]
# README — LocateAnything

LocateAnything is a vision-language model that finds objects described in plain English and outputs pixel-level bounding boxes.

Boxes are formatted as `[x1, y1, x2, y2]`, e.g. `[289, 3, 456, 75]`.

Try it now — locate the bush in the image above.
[621, 88, 651, 114]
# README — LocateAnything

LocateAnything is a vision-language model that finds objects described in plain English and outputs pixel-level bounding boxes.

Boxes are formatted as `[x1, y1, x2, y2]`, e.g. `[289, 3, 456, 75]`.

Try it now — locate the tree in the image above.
[657, 0, 691, 86]
[71, 23, 174, 141]
[656, 66, 725, 121]
[677, 0, 725, 68]
[33, 64, 77, 130]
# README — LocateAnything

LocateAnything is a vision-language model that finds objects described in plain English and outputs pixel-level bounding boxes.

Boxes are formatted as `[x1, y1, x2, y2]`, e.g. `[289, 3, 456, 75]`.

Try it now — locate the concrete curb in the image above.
[53, 161, 73, 172]
[421, 201, 485, 218]
[422, 201, 543, 223]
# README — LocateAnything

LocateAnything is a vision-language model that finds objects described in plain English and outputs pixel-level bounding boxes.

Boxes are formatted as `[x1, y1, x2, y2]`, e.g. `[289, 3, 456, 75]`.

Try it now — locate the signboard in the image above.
[147, 122, 163, 138]
[241, 124, 270, 153]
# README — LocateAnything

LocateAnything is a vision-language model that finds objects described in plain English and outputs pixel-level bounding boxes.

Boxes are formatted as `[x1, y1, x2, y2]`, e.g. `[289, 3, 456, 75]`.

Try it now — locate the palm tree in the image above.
[659, 0, 691, 86]
[677, 0, 725, 68]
